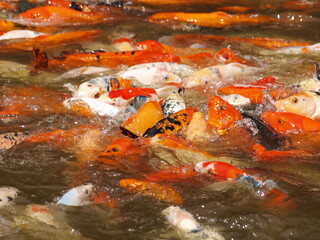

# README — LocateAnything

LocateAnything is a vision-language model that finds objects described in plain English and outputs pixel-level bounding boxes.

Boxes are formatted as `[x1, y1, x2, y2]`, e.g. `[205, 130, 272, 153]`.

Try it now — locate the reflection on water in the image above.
[1, 0, 320, 239]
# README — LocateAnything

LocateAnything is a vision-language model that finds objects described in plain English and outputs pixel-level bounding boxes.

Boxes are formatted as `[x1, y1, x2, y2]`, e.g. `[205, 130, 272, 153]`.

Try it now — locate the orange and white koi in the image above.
[0, 30, 45, 41]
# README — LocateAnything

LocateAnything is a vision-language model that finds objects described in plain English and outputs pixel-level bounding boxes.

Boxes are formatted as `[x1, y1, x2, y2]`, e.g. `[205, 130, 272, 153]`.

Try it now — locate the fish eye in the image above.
[278, 118, 283, 124]
[85, 189, 89, 194]
[219, 106, 226, 110]
[0, 198, 2, 202]
[112, 147, 119, 152]
[163, 74, 169, 80]
[291, 97, 298, 103]
[94, 92, 100, 98]
[7, 196, 13, 201]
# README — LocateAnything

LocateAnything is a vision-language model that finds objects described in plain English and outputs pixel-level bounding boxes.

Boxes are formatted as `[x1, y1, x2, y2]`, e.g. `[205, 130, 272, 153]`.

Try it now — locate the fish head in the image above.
[0, 187, 19, 206]
[220, 94, 251, 106]
[274, 92, 316, 118]
[74, 81, 104, 98]
[208, 95, 243, 133]
[57, 183, 93, 206]
[261, 111, 298, 135]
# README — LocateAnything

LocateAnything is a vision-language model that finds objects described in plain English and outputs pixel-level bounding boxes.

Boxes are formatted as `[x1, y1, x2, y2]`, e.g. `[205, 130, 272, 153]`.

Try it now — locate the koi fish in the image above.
[148, 11, 283, 29]
[119, 178, 183, 205]
[57, 183, 93, 206]
[184, 63, 257, 88]
[218, 84, 267, 104]
[299, 61, 320, 91]
[274, 91, 320, 120]
[66, 76, 133, 99]
[116, 65, 182, 85]
[161, 90, 186, 117]
[0, 131, 31, 150]
[0, 187, 19, 206]
[220, 94, 251, 107]
[32, 48, 181, 72]
[63, 97, 121, 116]
[207, 95, 243, 134]
[0, 30, 102, 51]
[0, 30, 45, 41]
[143, 108, 198, 137]
[162, 206, 225, 240]
[15, 6, 112, 27]
[56, 66, 111, 81]
[117, 62, 195, 79]
[170, 34, 310, 50]
[261, 111, 320, 135]
[25, 204, 57, 226]
[186, 111, 210, 142]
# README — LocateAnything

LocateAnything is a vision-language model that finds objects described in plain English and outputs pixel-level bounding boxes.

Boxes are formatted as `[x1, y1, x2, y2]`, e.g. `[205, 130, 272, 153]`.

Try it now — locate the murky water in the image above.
[1, 0, 320, 239]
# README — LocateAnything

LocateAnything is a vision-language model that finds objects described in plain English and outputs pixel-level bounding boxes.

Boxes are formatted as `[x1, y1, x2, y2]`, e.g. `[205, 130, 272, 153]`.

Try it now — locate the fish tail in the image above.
[31, 47, 48, 73]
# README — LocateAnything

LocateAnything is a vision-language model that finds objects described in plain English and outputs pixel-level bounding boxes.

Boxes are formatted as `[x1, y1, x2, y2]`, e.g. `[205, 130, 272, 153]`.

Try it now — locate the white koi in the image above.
[0, 30, 45, 41]
[184, 63, 257, 88]
[0, 187, 19, 207]
[162, 206, 225, 240]
[57, 184, 93, 206]
[56, 66, 111, 81]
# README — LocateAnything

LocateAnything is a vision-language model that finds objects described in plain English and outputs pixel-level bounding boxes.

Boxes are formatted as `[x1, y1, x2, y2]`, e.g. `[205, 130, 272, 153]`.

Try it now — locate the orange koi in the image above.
[218, 85, 271, 104]
[32, 48, 181, 72]
[144, 164, 199, 183]
[119, 178, 184, 205]
[48, 0, 91, 12]
[0, 1, 16, 11]
[281, 0, 320, 10]
[16, 6, 112, 27]
[252, 143, 313, 162]
[261, 111, 320, 135]
[148, 11, 283, 29]
[207, 95, 243, 134]
[216, 6, 253, 13]
[98, 138, 145, 157]
[128, 0, 227, 5]
[170, 34, 310, 50]
[143, 108, 198, 137]
[0, 30, 101, 52]
[135, 40, 175, 54]
[93, 191, 118, 208]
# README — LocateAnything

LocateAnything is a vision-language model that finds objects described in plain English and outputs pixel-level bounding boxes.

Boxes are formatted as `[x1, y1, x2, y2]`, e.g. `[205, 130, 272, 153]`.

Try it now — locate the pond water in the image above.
[0, 0, 320, 240]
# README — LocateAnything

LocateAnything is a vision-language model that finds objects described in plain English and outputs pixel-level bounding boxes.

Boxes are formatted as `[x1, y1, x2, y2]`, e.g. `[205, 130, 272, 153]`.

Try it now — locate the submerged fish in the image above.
[57, 183, 93, 206]
[0, 187, 19, 207]
[0, 30, 45, 41]
[274, 91, 320, 120]
[162, 206, 225, 240]
[184, 63, 257, 88]
[55, 66, 111, 81]
[0, 131, 31, 150]
[299, 61, 320, 92]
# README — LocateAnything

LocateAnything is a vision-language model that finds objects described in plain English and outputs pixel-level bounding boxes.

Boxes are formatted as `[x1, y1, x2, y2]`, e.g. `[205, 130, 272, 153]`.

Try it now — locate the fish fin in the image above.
[31, 48, 48, 73]
[311, 61, 320, 80]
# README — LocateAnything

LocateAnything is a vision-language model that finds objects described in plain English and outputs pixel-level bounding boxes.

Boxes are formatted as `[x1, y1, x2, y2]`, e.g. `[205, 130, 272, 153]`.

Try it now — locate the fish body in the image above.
[119, 178, 183, 205]
[185, 63, 256, 88]
[0, 30, 45, 41]
[220, 94, 251, 107]
[162, 206, 225, 240]
[15, 6, 110, 27]
[207, 95, 243, 134]
[56, 66, 111, 81]
[120, 62, 195, 78]
[0, 131, 31, 150]
[299, 61, 320, 91]
[261, 111, 320, 134]
[117, 66, 182, 85]
[0, 187, 19, 207]
[33, 48, 181, 71]
[57, 183, 93, 206]
[148, 11, 282, 28]
[63, 97, 121, 116]
[274, 91, 320, 120]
